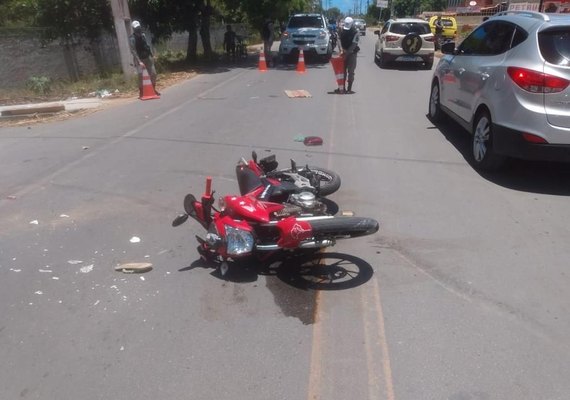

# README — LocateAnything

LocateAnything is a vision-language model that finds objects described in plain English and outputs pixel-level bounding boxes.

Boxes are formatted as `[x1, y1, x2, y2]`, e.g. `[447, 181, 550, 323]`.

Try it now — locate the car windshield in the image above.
[355, 19, 365, 24]
[391, 23, 431, 35]
[288, 16, 324, 28]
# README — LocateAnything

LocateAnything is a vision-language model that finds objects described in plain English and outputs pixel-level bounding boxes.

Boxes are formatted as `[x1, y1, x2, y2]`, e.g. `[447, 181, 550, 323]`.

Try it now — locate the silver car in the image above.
[429, 11, 570, 170]
[374, 18, 435, 69]
[354, 18, 367, 35]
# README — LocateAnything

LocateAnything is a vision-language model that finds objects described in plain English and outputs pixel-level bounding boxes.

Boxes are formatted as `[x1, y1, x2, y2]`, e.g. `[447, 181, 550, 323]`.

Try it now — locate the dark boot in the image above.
[347, 82, 353, 93]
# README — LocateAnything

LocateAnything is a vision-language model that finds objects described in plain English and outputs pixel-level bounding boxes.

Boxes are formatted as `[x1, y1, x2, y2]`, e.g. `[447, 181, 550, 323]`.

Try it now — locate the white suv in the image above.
[279, 13, 332, 62]
[374, 18, 435, 69]
[429, 11, 570, 170]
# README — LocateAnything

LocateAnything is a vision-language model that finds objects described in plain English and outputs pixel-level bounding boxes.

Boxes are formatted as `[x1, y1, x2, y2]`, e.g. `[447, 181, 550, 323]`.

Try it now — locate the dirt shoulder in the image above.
[0, 71, 197, 128]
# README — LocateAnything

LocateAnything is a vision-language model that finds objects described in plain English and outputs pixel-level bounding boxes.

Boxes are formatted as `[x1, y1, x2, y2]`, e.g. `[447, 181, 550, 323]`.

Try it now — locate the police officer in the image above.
[339, 16, 360, 93]
[129, 20, 159, 97]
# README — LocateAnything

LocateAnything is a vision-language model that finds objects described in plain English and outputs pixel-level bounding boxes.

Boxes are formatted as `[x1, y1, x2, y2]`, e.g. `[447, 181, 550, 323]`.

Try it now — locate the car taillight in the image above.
[507, 67, 569, 94]
[425, 35, 435, 42]
[386, 35, 399, 42]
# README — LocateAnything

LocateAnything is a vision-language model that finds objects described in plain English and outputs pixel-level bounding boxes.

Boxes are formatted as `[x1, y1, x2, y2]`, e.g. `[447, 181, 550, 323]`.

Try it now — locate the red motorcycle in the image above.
[172, 174, 379, 276]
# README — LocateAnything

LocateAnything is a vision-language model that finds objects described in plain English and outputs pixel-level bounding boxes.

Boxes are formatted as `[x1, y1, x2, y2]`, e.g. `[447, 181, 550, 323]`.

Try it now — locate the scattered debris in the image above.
[39, 269, 52, 273]
[10, 269, 21, 272]
[80, 264, 94, 274]
[82, 146, 89, 150]
[67, 260, 83, 265]
[140, 276, 145, 281]
[29, 220, 39, 225]
[35, 291, 43, 295]
[60, 214, 70, 218]
[52, 277, 59, 280]
[341, 210, 355, 217]
[114, 262, 153, 274]
[130, 236, 141, 243]
[303, 136, 323, 146]
[294, 135, 306, 142]
[285, 89, 312, 98]
[7, 195, 16, 200]
[93, 300, 100, 306]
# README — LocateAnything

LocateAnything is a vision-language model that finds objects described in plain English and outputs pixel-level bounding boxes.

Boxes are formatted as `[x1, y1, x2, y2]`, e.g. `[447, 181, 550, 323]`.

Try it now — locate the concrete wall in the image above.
[0, 24, 250, 89]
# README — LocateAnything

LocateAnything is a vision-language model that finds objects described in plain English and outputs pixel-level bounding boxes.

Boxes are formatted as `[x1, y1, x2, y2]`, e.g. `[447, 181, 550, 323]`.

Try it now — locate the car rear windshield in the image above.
[441, 19, 454, 27]
[539, 29, 570, 66]
[288, 16, 324, 29]
[391, 22, 431, 35]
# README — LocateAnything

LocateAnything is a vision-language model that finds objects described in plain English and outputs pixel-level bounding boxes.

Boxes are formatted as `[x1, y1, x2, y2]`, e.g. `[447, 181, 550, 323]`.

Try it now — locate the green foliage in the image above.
[35, 0, 114, 42]
[0, 0, 37, 27]
[26, 76, 52, 95]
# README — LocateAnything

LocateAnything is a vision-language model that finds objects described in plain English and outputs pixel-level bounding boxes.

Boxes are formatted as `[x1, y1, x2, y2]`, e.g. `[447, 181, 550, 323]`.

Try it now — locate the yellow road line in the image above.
[372, 276, 396, 400]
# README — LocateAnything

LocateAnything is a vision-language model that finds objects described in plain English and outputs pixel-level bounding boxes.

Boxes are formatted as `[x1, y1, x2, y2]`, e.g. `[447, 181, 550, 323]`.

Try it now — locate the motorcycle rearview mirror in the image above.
[252, 150, 258, 163]
[290, 159, 297, 172]
[172, 214, 189, 227]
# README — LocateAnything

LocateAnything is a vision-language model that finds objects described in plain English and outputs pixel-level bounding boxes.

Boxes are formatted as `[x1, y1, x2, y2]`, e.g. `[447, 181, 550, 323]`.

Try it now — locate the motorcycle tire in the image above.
[282, 166, 341, 196]
[309, 216, 379, 239]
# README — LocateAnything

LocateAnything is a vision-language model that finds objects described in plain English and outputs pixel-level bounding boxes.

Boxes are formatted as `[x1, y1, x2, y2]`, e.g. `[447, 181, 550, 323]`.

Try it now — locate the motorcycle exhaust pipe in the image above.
[255, 239, 334, 251]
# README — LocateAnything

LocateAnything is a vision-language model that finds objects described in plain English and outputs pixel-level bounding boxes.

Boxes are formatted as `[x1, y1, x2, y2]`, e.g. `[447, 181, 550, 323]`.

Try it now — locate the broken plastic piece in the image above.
[303, 136, 323, 146]
[294, 135, 305, 142]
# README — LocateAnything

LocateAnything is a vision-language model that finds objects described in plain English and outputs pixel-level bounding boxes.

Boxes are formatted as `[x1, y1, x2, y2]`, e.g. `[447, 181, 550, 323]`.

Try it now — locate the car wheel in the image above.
[471, 110, 506, 171]
[428, 80, 444, 122]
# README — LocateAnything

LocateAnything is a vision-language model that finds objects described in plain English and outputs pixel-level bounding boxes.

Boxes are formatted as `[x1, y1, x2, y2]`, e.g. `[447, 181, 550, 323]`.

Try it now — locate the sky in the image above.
[326, 0, 370, 15]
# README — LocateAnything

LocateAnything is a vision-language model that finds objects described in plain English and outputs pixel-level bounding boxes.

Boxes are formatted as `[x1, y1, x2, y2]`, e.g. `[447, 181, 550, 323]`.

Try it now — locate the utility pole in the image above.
[110, 0, 134, 80]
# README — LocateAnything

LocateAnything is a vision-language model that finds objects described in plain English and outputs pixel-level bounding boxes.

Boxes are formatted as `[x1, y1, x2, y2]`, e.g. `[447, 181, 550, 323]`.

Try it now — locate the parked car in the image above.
[279, 13, 332, 62]
[428, 15, 458, 40]
[428, 11, 570, 171]
[374, 18, 435, 69]
[354, 18, 367, 35]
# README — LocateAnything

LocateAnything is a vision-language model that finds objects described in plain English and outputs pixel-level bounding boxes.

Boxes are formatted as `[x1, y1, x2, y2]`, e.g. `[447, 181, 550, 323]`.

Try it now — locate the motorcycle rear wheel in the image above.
[282, 166, 341, 196]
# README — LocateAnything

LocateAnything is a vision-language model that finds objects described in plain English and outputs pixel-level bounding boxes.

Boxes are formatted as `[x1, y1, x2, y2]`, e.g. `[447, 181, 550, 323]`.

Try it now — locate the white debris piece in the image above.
[60, 214, 70, 218]
[80, 264, 94, 274]
[130, 236, 141, 243]
[140, 276, 145, 281]
[29, 220, 39, 225]
[35, 291, 43, 295]
[39, 269, 52, 273]
[67, 260, 83, 265]
[10, 269, 21, 272]
[52, 277, 59, 280]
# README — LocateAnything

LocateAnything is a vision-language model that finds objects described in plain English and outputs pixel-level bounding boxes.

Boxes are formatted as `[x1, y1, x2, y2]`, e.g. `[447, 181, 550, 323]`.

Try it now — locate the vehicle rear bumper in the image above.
[383, 50, 434, 63]
[494, 124, 570, 162]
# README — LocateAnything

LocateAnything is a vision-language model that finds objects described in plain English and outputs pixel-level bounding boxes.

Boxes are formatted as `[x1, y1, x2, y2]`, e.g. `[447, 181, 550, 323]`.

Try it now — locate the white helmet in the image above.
[131, 20, 141, 29]
[343, 17, 354, 30]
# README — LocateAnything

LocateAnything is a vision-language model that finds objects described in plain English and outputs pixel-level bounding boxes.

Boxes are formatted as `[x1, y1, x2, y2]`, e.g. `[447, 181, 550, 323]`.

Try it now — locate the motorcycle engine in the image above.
[291, 192, 316, 208]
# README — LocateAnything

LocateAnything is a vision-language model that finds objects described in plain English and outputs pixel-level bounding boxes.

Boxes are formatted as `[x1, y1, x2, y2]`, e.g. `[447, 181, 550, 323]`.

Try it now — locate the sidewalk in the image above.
[0, 98, 103, 119]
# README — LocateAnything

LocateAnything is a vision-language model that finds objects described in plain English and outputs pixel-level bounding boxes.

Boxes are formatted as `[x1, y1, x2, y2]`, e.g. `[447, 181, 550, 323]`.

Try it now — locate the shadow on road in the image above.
[178, 251, 374, 290]
[428, 114, 570, 196]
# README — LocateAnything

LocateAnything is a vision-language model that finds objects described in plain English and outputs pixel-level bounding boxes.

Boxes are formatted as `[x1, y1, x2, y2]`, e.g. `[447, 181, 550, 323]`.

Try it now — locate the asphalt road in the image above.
[1, 34, 570, 400]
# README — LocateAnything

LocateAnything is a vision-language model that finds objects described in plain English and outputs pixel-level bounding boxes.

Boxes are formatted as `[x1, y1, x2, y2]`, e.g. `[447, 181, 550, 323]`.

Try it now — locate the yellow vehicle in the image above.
[428, 15, 457, 39]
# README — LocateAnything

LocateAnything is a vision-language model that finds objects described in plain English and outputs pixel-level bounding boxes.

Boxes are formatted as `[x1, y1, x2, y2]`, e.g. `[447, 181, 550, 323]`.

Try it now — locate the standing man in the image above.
[434, 15, 444, 50]
[262, 19, 275, 67]
[339, 16, 359, 94]
[223, 24, 237, 60]
[129, 20, 159, 97]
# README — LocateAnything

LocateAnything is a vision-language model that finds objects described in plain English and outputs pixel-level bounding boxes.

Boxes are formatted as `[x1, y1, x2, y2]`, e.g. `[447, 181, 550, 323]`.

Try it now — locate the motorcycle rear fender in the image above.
[276, 217, 313, 248]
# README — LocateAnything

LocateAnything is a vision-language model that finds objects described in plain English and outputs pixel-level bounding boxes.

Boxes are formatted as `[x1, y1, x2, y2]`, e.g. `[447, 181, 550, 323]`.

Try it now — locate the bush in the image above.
[26, 76, 52, 95]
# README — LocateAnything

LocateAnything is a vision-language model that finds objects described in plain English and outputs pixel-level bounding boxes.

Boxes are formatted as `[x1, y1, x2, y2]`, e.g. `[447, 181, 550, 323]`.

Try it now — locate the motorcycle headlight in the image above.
[225, 225, 254, 256]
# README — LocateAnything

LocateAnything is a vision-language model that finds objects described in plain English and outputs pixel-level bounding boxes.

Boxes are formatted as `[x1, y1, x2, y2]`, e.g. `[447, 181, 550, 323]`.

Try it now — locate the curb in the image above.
[0, 98, 103, 119]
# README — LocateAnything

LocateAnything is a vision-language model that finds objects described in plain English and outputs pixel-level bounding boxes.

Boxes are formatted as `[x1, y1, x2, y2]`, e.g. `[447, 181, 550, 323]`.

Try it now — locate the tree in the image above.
[0, 0, 37, 27]
[325, 7, 342, 21]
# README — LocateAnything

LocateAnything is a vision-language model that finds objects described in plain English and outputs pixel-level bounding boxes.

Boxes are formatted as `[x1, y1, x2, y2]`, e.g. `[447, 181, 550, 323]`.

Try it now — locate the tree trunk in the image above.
[199, 1, 213, 60]
[186, 13, 198, 63]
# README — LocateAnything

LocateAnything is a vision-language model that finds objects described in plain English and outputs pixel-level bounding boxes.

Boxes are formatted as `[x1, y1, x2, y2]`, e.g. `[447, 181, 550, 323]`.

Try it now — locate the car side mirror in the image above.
[374, 30, 380, 35]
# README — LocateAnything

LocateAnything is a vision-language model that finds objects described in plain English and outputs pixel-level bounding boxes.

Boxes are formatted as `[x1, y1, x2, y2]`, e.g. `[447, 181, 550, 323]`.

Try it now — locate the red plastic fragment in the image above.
[303, 136, 323, 146]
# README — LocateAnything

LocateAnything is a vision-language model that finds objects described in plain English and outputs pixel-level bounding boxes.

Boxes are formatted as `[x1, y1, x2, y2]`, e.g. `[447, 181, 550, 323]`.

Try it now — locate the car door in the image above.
[449, 21, 513, 123]
[376, 21, 390, 54]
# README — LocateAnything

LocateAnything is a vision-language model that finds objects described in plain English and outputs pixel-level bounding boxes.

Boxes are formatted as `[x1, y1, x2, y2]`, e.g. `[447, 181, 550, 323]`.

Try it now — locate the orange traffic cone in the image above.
[296, 49, 306, 74]
[139, 63, 160, 100]
[330, 54, 345, 93]
[258, 49, 267, 72]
